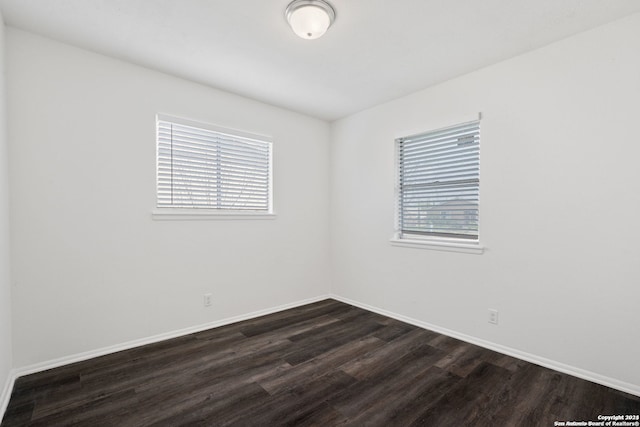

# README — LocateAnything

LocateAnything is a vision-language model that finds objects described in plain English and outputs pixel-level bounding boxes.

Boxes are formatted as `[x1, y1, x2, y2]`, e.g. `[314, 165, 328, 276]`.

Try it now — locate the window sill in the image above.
[151, 209, 277, 221]
[390, 237, 484, 254]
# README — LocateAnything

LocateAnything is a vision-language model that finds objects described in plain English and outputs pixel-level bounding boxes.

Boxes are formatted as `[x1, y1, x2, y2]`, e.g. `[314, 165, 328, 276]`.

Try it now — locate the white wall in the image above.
[0, 8, 14, 406]
[7, 29, 331, 367]
[331, 13, 640, 391]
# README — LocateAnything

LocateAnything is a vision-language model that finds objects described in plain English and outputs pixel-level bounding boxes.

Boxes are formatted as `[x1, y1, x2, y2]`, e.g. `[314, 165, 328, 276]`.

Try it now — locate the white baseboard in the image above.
[331, 294, 640, 398]
[0, 369, 18, 423]
[11, 294, 331, 380]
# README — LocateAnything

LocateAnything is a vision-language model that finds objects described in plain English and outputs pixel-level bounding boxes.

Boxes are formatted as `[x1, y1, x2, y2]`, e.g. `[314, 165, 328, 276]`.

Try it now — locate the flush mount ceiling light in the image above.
[285, 0, 336, 40]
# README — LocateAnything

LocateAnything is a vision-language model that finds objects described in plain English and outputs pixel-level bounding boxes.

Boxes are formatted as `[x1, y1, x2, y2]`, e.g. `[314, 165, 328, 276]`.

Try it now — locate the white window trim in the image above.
[151, 209, 277, 221]
[390, 234, 484, 254]
[153, 114, 275, 220]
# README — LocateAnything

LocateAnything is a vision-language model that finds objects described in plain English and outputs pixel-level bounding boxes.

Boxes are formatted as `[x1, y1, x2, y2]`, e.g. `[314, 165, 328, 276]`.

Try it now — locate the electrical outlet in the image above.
[204, 293, 212, 307]
[488, 309, 498, 325]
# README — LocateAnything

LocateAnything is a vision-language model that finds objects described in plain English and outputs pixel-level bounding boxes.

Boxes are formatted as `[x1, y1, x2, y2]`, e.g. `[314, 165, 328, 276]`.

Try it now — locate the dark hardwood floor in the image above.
[2, 299, 639, 426]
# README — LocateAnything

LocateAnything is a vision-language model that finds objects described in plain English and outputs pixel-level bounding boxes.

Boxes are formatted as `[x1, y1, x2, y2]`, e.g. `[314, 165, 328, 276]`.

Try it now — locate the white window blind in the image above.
[397, 120, 480, 240]
[157, 116, 272, 212]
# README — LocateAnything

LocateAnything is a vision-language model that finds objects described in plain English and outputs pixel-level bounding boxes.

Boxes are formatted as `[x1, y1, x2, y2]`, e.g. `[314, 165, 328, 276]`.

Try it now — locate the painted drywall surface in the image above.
[7, 29, 331, 367]
[0, 9, 14, 402]
[330, 13, 640, 387]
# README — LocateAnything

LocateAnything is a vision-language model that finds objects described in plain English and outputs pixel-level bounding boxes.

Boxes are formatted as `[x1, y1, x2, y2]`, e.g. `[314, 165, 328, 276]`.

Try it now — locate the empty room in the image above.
[0, 0, 639, 425]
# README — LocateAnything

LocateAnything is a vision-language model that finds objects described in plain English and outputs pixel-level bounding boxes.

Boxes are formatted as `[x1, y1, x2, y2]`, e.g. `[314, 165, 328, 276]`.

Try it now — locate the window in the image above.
[395, 120, 480, 243]
[156, 115, 272, 214]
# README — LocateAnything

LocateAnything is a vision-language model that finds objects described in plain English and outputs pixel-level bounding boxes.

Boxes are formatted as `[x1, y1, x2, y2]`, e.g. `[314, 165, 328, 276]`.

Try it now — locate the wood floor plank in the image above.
[372, 320, 418, 342]
[379, 367, 462, 426]
[224, 299, 352, 339]
[330, 347, 453, 423]
[2, 298, 639, 426]
[434, 340, 492, 378]
[257, 335, 385, 395]
[282, 317, 385, 365]
[340, 328, 440, 380]
[0, 400, 34, 427]
[144, 382, 271, 427]
[408, 361, 513, 426]
[491, 363, 565, 426]
[29, 389, 138, 427]
[219, 371, 357, 427]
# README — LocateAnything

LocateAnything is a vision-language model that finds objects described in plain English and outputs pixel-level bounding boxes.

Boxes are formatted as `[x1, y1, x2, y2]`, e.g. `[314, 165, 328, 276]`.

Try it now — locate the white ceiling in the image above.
[1, 1, 640, 121]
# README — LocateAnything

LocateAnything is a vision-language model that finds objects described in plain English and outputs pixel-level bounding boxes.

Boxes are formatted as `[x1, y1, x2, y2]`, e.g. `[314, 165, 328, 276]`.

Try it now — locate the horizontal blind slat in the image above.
[167, 148, 269, 168]
[166, 139, 269, 160]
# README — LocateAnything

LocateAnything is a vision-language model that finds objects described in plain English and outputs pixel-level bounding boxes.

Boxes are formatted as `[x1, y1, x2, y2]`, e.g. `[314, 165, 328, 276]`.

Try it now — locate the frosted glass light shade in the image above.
[285, 0, 336, 40]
